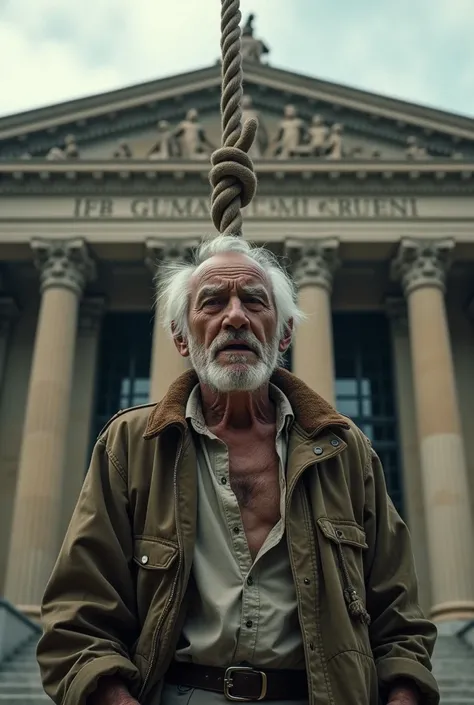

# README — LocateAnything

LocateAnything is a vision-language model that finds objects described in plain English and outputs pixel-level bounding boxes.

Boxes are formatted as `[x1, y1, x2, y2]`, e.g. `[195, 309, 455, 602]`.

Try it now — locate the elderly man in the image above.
[37, 235, 439, 705]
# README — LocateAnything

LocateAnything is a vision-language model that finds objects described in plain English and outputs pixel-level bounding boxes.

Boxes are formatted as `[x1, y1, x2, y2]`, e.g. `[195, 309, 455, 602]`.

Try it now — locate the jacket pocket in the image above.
[132, 537, 180, 650]
[133, 537, 178, 571]
[317, 518, 371, 626]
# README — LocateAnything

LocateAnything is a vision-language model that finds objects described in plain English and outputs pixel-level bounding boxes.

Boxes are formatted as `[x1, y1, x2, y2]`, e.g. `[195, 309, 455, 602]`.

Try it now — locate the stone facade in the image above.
[1, 58, 474, 624]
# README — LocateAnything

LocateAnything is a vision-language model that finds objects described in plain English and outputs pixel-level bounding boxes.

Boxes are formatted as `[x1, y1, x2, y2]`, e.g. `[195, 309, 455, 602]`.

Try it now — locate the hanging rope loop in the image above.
[209, 0, 258, 236]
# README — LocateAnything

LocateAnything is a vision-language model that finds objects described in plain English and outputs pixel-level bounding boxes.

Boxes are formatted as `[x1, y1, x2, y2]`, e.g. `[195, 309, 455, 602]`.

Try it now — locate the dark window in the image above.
[333, 312, 403, 514]
[92, 312, 153, 443]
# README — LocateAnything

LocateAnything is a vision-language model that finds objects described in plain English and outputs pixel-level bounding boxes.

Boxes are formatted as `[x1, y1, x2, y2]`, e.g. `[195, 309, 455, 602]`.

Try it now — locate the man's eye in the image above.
[203, 298, 221, 307]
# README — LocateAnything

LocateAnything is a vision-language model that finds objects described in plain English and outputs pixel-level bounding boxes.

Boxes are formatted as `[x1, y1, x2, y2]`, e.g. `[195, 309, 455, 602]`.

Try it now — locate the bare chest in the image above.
[222, 434, 282, 558]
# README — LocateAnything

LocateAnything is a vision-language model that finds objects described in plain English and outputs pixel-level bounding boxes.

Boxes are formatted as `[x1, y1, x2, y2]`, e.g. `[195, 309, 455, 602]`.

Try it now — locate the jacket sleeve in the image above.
[37, 432, 141, 705]
[363, 444, 440, 705]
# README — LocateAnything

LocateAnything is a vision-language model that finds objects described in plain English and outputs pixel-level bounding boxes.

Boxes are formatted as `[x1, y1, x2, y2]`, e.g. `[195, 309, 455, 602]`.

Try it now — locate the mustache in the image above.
[210, 331, 262, 358]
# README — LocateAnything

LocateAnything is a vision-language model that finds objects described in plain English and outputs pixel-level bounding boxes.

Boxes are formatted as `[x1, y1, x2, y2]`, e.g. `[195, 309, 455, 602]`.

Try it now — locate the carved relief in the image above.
[147, 121, 179, 160]
[173, 109, 214, 160]
[46, 134, 79, 160]
[391, 238, 454, 295]
[241, 14, 269, 63]
[268, 108, 345, 160]
[113, 140, 133, 159]
[405, 135, 429, 160]
[286, 238, 340, 292]
[31, 238, 96, 295]
[268, 105, 306, 159]
[241, 94, 268, 159]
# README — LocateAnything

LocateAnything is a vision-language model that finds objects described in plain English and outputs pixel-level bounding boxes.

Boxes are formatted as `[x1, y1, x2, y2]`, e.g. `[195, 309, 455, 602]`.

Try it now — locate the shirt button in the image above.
[304, 578, 310, 585]
[246, 620, 253, 628]
[309, 642, 315, 651]
[221, 477, 227, 485]
[233, 526, 240, 534]
[247, 576, 254, 586]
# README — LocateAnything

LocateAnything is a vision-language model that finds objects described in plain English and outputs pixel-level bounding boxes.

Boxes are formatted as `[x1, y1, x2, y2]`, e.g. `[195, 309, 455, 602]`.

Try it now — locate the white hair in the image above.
[155, 235, 304, 340]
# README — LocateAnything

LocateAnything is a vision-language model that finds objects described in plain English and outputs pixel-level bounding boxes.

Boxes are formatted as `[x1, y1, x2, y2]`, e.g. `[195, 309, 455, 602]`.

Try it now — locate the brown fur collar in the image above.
[143, 367, 349, 439]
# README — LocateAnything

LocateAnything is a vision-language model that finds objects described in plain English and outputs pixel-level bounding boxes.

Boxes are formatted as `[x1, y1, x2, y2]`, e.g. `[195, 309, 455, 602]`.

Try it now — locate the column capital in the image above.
[0, 296, 19, 336]
[385, 296, 408, 333]
[391, 237, 454, 296]
[31, 238, 96, 295]
[145, 237, 200, 273]
[79, 296, 106, 335]
[285, 238, 340, 293]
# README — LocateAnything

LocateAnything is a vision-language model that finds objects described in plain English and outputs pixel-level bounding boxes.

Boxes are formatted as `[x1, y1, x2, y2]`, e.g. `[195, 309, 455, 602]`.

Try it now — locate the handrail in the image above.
[0, 599, 41, 665]
[457, 620, 474, 649]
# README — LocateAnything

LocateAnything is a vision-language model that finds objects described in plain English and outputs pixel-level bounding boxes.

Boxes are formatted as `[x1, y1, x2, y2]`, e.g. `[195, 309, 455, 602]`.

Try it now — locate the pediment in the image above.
[1, 62, 474, 162]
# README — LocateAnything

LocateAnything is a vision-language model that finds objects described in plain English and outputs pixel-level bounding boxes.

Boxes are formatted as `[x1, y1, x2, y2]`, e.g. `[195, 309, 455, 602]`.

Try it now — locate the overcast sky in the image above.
[1, 0, 473, 119]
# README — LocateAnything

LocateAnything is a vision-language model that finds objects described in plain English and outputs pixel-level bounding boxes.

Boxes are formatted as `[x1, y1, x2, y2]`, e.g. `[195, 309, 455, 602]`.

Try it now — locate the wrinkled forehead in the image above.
[190, 253, 272, 298]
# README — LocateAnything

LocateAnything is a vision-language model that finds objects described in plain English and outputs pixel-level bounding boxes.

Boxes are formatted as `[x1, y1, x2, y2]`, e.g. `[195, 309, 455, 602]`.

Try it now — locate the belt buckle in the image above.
[224, 666, 268, 702]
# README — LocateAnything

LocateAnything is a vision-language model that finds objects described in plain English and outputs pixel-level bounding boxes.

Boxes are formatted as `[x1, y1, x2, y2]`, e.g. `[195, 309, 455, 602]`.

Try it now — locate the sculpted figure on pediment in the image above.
[326, 123, 344, 160]
[241, 14, 269, 63]
[147, 121, 179, 160]
[405, 135, 428, 160]
[268, 105, 306, 159]
[114, 140, 133, 159]
[46, 134, 79, 160]
[241, 94, 268, 159]
[174, 109, 215, 160]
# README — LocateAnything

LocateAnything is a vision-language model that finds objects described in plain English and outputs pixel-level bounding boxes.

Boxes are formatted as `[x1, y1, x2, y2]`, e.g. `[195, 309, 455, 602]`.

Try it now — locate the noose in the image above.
[209, 0, 258, 236]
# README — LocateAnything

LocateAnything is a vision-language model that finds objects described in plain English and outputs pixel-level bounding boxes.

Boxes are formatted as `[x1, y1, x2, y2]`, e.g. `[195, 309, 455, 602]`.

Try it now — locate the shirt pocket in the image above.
[317, 518, 371, 626]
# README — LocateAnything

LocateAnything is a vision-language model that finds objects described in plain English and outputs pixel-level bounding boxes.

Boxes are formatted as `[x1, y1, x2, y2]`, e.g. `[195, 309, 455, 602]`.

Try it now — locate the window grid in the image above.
[333, 312, 403, 514]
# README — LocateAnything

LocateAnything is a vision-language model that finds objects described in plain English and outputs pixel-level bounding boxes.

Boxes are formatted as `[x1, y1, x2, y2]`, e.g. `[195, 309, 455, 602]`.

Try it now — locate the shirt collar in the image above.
[185, 382, 294, 436]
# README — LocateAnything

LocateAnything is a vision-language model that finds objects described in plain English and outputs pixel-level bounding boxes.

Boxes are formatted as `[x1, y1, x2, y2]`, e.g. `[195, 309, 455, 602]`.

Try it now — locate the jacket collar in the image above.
[143, 367, 349, 439]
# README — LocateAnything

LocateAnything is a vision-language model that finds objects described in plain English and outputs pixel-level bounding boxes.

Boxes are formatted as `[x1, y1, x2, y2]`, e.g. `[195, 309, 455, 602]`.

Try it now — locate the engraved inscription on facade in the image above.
[72, 195, 419, 220]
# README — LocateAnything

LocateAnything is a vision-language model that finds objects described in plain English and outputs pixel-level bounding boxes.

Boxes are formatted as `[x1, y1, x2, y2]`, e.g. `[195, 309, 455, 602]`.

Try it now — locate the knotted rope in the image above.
[209, 0, 258, 236]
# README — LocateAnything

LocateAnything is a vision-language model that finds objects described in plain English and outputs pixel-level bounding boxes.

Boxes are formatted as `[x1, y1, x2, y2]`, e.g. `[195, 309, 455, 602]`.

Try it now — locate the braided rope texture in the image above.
[209, 0, 258, 236]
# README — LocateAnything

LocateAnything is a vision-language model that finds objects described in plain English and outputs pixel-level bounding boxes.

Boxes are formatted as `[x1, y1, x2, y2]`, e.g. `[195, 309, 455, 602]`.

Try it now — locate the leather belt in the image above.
[165, 661, 308, 701]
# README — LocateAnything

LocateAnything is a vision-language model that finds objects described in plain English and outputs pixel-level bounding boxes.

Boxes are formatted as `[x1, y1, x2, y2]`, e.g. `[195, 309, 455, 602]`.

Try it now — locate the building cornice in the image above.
[1, 159, 474, 197]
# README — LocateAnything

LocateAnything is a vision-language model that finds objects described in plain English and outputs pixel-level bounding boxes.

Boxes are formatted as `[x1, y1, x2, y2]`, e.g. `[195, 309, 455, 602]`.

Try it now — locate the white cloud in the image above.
[0, 0, 473, 118]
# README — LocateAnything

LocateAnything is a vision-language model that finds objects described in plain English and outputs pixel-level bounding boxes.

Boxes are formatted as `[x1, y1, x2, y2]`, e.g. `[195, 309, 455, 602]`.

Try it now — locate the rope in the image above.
[209, 0, 258, 236]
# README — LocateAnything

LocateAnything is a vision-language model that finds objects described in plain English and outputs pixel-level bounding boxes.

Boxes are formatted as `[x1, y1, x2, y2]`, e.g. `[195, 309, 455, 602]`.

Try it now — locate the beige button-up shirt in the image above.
[175, 384, 305, 669]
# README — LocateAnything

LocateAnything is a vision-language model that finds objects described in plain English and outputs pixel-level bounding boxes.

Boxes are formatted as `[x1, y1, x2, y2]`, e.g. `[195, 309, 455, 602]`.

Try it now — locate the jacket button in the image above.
[330, 439, 340, 447]
[313, 446, 323, 456]
[141, 555, 149, 565]
[304, 578, 310, 585]
[336, 530, 343, 538]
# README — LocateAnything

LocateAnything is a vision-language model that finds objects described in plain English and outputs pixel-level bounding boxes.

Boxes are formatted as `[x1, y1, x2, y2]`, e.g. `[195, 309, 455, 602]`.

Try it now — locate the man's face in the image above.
[178, 252, 290, 392]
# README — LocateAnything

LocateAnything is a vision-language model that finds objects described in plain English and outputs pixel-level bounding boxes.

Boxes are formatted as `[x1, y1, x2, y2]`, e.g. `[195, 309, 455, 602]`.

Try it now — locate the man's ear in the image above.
[278, 318, 294, 353]
[171, 322, 189, 357]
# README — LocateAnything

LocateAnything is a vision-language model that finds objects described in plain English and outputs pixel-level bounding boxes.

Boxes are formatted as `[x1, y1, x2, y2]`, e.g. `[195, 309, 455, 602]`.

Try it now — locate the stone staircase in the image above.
[0, 604, 472, 705]
[0, 635, 49, 702]
[432, 623, 474, 705]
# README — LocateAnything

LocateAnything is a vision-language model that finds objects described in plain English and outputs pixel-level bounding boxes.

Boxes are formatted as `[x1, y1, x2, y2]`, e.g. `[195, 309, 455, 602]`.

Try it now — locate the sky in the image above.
[0, 0, 473, 119]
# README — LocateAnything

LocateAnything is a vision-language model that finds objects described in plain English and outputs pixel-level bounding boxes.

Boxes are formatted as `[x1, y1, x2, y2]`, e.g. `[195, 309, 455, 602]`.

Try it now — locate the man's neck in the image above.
[199, 383, 276, 432]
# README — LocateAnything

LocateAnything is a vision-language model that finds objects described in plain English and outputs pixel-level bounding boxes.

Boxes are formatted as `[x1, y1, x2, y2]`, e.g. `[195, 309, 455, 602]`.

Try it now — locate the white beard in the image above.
[187, 329, 281, 392]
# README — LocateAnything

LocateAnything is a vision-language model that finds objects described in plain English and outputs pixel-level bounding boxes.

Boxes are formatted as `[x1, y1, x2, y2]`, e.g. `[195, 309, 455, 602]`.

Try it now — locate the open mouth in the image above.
[218, 342, 256, 354]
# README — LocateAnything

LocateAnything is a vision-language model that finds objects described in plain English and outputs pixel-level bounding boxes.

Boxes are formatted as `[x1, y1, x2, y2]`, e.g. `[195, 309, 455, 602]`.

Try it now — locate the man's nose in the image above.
[223, 299, 249, 329]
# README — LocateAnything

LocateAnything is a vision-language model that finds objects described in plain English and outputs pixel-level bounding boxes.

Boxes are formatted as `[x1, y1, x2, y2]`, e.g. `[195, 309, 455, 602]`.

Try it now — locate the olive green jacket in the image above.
[37, 369, 439, 705]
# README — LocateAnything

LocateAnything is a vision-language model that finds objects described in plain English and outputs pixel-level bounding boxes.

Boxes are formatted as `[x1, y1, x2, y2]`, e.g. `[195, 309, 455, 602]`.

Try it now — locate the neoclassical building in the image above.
[1, 24, 474, 631]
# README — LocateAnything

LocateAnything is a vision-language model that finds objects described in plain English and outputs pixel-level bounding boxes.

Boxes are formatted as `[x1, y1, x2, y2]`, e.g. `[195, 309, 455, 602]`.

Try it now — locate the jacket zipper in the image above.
[138, 428, 184, 701]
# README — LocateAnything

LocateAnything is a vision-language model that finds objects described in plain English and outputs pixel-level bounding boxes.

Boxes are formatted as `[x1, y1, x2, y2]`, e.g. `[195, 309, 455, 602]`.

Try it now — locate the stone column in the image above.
[0, 297, 19, 396]
[385, 297, 431, 614]
[392, 238, 474, 622]
[61, 297, 106, 539]
[4, 238, 95, 612]
[145, 239, 197, 402]
[286, 238, 340, 405]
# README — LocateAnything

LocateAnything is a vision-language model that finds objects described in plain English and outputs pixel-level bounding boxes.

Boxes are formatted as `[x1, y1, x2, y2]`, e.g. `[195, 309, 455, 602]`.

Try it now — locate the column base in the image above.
[430, 600, 474, 623]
